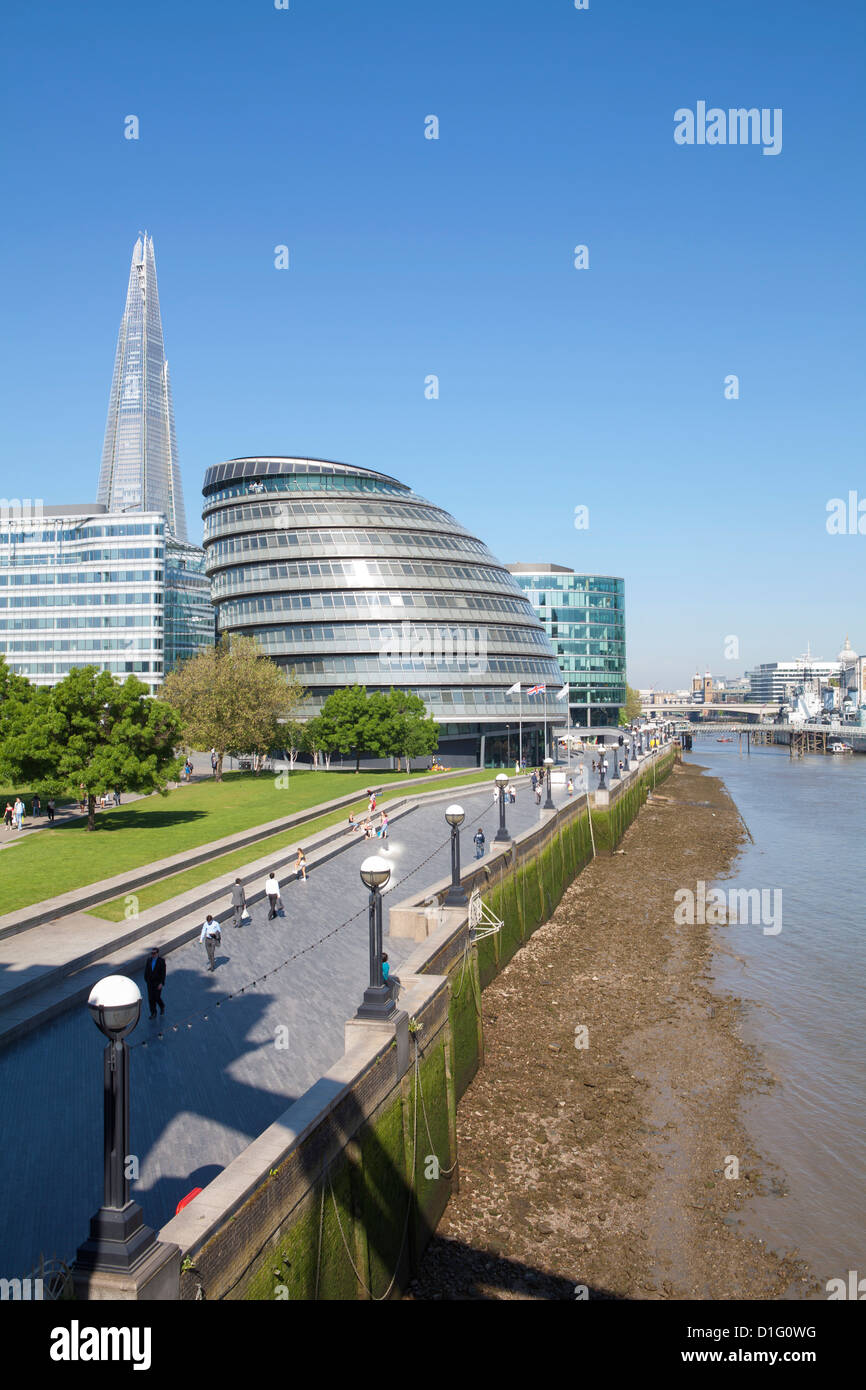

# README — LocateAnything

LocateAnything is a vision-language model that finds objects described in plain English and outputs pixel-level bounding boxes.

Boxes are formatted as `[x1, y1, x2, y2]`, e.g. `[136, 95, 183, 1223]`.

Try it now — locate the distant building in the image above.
[507, 565, 626, 727]
[97, 234, 188, 541]
[745, 656, 841, 704]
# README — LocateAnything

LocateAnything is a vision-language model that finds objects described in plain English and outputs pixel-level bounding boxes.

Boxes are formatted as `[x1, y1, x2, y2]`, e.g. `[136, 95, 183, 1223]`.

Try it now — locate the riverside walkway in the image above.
[0, 768, 600, 1276]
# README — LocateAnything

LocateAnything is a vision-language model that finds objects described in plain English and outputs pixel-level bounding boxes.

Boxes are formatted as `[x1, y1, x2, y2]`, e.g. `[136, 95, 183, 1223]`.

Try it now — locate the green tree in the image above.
[0, 656, 34, 741]
[0, 667, 183, 830]
[618, 682, 642, 726]
[161, 636, 306, 780]
[377, 688, 439, 772]
[314, 685, 374, 771]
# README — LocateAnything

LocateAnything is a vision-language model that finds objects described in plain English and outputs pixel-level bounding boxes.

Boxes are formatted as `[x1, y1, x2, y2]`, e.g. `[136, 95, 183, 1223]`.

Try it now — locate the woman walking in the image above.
[295, 848, 308, 881]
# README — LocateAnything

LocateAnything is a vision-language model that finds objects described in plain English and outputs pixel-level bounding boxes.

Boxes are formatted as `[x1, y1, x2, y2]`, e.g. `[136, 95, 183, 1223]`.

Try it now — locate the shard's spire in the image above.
[97, 233, 188, 540]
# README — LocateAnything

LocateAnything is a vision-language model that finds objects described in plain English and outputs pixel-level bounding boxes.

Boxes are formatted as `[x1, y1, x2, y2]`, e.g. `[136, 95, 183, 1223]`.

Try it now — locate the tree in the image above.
[0, 656, 34, 741]
[618, 682, 642, 726]
[314, 685, 375, 772]
[281, 719, 310, 770]
[0, 667, 183, 830]
[161, 636, 306, 780]
[377, 688, 439, 772]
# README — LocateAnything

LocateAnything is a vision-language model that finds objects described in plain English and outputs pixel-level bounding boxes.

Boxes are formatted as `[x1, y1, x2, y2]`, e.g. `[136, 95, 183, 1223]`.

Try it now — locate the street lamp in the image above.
[598, 754, 608, 791]
[543, 756, 555, 810]
[443, 804, 468, 908]
[494, 772, 510, 842]
[75, 976, 157, 1274]
[610, 745, 621, 782]
[355, 857, 395, 1020]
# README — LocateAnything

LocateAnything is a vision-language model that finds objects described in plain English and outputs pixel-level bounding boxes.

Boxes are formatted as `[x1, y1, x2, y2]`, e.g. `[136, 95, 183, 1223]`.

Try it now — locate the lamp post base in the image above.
[355, 984, 396, 1020]
[73, 1234, 180, 1302]
[75, 1202, 157, 1274]
[443, 885, 469, 908]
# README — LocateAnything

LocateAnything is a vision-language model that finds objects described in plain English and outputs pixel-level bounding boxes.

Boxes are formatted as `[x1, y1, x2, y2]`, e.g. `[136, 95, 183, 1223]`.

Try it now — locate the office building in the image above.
[97, 233, 188, 541]
[202, 456, 564, 763]
[507, 565, 626, 727]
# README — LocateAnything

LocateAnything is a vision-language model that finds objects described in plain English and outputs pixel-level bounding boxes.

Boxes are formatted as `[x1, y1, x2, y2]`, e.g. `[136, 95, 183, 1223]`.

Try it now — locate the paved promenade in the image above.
[0, 769, 603, 1276]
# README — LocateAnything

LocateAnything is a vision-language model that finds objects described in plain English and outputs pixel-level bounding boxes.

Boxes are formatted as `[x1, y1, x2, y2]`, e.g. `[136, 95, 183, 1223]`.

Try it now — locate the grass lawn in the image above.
[0, 768, 496, 916]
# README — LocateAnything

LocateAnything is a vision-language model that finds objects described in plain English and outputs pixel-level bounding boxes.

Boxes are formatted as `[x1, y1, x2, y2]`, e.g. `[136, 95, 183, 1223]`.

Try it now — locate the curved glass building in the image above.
[202, 457, 564, 762]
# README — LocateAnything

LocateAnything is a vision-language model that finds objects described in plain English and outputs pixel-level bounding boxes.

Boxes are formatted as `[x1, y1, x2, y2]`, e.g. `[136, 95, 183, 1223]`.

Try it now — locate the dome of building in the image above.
[838, 634, 858, 665]
[201, 457, 565, 758]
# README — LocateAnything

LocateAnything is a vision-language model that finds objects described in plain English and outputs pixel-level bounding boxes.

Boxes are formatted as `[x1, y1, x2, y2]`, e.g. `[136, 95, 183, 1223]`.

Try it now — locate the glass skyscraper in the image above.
[202, 456, 564, 763]
[508, 565, 627, 727]
[97, 234, 188, 541]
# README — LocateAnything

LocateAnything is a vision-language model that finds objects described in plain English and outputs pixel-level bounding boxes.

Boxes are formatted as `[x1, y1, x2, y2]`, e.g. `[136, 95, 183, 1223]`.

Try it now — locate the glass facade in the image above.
[0, 508, 214, 692]
[164, 537, 216, 671]
[97, 234, 188, 541]
[508, 566, 626, 727]
[202, 457, 565, 756]
[0, 507, 167, 695]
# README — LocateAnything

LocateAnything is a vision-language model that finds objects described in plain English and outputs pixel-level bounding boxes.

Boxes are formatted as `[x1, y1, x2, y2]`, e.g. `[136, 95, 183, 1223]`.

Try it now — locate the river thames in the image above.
[684, 740, 865, 1292]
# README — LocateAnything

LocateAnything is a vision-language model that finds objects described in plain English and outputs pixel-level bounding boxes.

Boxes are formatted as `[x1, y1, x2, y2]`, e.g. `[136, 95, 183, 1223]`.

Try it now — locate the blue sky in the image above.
[1, 0, 864, 686]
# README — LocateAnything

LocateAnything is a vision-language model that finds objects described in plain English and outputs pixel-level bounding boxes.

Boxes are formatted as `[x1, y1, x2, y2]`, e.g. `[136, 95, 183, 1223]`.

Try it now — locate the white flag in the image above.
[555, 685, 569, 700]
[506, 681, 521, 694]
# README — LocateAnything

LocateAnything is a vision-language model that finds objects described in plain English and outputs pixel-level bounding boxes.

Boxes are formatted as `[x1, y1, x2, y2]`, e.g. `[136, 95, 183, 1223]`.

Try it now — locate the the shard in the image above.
[97, 233, 188, 540]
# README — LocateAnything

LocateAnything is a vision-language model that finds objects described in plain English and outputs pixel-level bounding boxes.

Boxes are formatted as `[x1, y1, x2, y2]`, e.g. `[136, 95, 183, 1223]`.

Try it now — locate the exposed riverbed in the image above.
[406, 757, 821, 1300]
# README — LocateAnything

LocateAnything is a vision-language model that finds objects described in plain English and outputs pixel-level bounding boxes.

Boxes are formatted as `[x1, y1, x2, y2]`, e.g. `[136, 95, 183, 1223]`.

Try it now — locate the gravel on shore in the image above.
[406, 758, 819, 1301]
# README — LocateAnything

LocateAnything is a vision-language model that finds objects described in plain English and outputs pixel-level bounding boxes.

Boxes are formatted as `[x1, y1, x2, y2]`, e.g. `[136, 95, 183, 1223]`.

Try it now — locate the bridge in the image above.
[672, 720, 866, 755]
[641, 702, 778, 722]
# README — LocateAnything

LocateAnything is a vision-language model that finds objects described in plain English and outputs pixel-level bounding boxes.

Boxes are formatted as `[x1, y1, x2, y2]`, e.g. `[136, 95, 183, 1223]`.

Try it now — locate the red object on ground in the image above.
[175, 1187, 202, 1215]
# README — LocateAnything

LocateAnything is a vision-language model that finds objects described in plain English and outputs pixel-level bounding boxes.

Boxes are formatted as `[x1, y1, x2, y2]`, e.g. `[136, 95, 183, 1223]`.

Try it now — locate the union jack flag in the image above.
[527, 684, 546, 695]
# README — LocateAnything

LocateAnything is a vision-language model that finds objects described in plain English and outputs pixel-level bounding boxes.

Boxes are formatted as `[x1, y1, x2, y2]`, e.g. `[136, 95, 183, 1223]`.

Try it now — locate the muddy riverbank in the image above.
[407, 758, 820, 1300]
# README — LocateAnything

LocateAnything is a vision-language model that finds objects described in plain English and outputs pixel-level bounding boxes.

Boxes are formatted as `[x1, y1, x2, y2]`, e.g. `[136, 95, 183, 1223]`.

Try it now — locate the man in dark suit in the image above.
[144, 946, 166, 1018]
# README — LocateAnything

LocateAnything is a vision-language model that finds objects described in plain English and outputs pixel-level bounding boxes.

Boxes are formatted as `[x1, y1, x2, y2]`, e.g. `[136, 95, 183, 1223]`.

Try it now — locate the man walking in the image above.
[264, 871, 283, 919]
[230, 878, 247, 928]
[46, 798, 55, 823]
[200, 914, 221, 971]
[474, 827, 485, 859]
[143, 946, 166, 1018]
[13, 796, 25, 831]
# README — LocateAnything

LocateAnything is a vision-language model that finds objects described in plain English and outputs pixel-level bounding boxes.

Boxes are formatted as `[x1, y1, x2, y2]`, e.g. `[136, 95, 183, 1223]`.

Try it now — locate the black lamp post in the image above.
[598, 755, 608, 791]
[543, 756, 555, 810]
[494, 772, 510, 842]
[355, 856, 395, 1020]
[443, 804, 468, 907]
[75, 975, 157, 1274]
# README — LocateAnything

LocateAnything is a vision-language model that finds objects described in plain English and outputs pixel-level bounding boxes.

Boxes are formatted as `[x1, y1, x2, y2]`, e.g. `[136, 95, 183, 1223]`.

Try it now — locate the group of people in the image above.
[347, 790, 389, 843]
[3, 795, 56, 829]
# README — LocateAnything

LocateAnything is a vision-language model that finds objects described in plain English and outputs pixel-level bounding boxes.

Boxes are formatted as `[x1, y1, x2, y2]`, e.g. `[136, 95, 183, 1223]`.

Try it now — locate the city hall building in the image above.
[507, 564, 627, 728]
[202, 456, 565, 764]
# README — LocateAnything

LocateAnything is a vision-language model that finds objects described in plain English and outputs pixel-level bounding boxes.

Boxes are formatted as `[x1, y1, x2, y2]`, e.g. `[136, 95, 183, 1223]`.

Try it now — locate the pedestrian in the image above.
[295, 848, 307, 881]
[473, 827, 485, 859]
[534, 782, 542, 806]
[31, 793, 41, 817]
[506, 783, 516, 803]
[3, 801, 13, 830]
[46, 798, 55, 823]
[368, 790, 377, 814]
[13, 796, 25, 830]
[210, 748, 218, 776]
[378, 811, 389, 842]
[363, 818, 373, 839]
[567, 776, 574, 796]
[230, 877, 247, 928]
[114, 789, 121, 806]
[264, 871, 283, 919]
[347, 812, 357, 833]
[143, 946, 166, 1017]
[530, 770, 537, 793]
[200, 915, 221, 970]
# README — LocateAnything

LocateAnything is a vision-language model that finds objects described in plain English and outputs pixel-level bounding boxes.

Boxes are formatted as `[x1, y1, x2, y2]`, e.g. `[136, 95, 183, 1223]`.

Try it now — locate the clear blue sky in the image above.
[1, 0, 864, 687]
